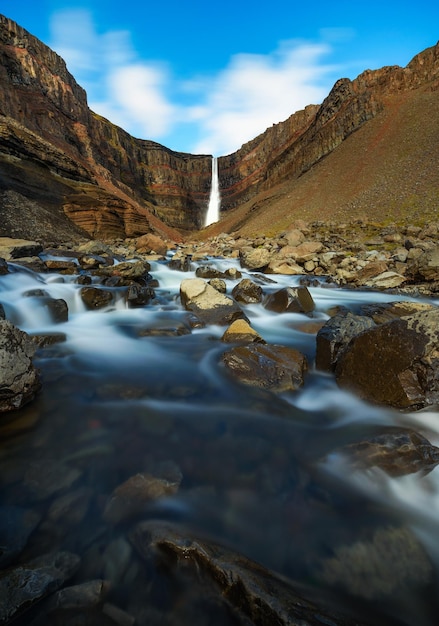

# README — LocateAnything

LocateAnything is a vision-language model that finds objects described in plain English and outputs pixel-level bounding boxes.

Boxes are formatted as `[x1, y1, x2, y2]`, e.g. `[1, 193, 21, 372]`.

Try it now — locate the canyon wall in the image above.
[0, 13, 438, 242]
[217, 42, 439, 213]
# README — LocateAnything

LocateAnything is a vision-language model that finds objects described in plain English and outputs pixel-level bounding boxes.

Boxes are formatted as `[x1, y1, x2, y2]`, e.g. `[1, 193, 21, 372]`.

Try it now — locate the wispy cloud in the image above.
[49, 9, 339, 155]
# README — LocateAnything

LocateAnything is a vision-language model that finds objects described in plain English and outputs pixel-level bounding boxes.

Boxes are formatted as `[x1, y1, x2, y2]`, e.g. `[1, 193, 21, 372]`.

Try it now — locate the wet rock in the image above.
[318, 526, 432, 600]
[208, 278, 227, 293]
[0, 258, 8, 275]
[316, 311, 376, 372]
[168, 254, 192, 272]
[30, 333, 67, 348]
[351, 260, 388, 284]
[0, 319, 41, 412]
[45, 298, 69, 323]
[221, 319, 265, 344]
[104, 471, 182, 524]
[0, 551, 80, 624]
[95, 260, 151, 283]
[180, 278, 247, 326]
[195, 265, 227, 279]
[231, 278, 263, 304]
[131, 520, 368, 626]
[222, 343, 307, 392]
[102, 603, 136, 626]
[0, 304, 5, 319]
[45, 579, 110, 610]
[24, 460, 82, 502]
[125, 284, 155, 307]
[335, 308, 439, 409]
[264, 286, 315, 314]
[239, 247, 271, 271]
[337, 428, 439, 476]
[80, 287, 113, 310]
[0, 505, 41, 568]
[47, 488, 92, 526]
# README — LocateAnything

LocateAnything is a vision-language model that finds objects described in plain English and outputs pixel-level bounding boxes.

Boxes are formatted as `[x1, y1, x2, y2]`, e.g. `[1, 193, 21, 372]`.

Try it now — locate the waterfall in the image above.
[205, 156, 220, 226]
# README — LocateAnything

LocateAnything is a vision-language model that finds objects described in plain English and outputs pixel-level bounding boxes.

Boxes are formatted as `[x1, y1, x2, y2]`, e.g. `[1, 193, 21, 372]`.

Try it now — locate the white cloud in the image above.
[49, 9, 339, 155]
[191, 42, 337, 155]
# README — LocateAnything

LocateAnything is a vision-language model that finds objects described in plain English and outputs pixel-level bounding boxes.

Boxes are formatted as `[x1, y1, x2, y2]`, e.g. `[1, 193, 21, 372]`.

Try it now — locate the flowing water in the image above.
[205, 157, 220, 226]
[1, 254, 439, 625]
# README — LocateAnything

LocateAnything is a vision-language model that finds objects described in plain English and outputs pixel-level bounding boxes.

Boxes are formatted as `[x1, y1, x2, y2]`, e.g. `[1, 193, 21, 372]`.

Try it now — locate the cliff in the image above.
[216, 42, 439, 222]
[0, 13, 438, 242]
[0, 14, 212, 242]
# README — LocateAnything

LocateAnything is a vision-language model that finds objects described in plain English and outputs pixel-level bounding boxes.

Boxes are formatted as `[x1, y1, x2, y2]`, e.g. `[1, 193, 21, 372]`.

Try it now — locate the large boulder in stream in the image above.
[335, 308, 439, 409]
[180, 278, 247, 326]
[0, 319, 41, 412]
[222, 343, 307, 392]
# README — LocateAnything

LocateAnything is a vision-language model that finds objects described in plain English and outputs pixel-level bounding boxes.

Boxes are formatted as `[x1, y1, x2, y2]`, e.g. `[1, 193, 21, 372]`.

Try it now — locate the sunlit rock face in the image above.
[217, 41, 439, 213]
[0, 15, 212, 240]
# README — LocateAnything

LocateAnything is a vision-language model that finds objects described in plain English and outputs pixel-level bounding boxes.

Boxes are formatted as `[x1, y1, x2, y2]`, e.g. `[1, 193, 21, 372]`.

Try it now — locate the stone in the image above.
[337, 428, 439, 477]
[0, 505, 41, 568]
[24, 460, 82, 502]
[131, 520, 366, 626]
[0, 551, 80, 624]
[208, 278, 227, 293]
[266, 259, 304, 275]
[411, 246, 439, 281]
[362, 271, 407, 289]
[180, 278, 246, 326]
[0, 319, 41, 412]
[135, 233, 168, 256]
[0, 237, 43, 260]
[103, 471, 182, 524]
[239, 247, 271, 271]
[264, 286, 315, 314]
[283, 228, 305, 247]
[0, 257, 8, 275]
[80, 287, 113, 310]
[97, 260, 151, 282]
[335, 308, 439, 409]
[231, 278, 263, 304]
[222, 343, 307, 392]
[221, 319, 265, 344]
[318, 526, 432, 600]
[125, 284, 155, 307]
[316, 311, 376, 372]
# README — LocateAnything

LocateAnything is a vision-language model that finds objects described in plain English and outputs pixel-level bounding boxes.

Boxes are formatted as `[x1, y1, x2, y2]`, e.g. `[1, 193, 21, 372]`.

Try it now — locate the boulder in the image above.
[0, 320, 41, 412]
[0, 551, 80, 624]
[221, 319, 265, 344]
[264, 286, 315, 314]
[335, 308, 439, 409]
[131, 520, 365, 626]
[180, 278, 246, 326]
[231, 278, 263, 304]
[222, 343, 307, 392]
[0, 257, 9, 275]
[410, 246, 439, 281]
[125, 284, 155, 307]
[337, 428, 439, 477]
[362, 271, 407, 289]
[316, 312, 376, 372]
[104, 471, 182, 524]
[135, 233, 168, 256]
[0, 237, 43, 260]
[80, 287, 113, 310]
[239, 247, 271, 271]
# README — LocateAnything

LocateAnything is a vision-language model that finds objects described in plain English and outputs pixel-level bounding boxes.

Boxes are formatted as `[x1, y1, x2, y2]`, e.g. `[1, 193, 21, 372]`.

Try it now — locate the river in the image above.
[1, 252, 439, 625]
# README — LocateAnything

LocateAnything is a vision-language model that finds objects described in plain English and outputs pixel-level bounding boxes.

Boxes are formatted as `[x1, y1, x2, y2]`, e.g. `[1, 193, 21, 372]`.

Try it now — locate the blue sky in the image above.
[2, 1, 438, 155]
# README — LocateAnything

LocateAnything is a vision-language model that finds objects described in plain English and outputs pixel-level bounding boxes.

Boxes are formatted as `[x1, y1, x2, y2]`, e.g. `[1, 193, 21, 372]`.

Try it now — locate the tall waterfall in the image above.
[205, 156, 220, 226]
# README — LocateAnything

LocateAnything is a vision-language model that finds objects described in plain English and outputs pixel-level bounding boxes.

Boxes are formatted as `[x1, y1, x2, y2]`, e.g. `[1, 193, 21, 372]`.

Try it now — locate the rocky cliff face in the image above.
[0, 15, 212, 241]
[0, 14, 438, 242]
[217, 42, 439, 214]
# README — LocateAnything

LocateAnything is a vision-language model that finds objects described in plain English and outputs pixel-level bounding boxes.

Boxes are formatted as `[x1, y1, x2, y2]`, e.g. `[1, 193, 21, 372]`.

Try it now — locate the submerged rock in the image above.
[131, 520, 370, 626]
[0, 551, 80, 624]
[222, 343, 307, 392]
[0, 319, 41, 412]
[221, 319, 265, 344]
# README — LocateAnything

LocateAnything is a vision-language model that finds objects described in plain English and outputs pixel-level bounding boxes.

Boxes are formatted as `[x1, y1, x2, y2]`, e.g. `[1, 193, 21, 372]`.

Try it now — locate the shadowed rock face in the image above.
[0, 14, 438, 241]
